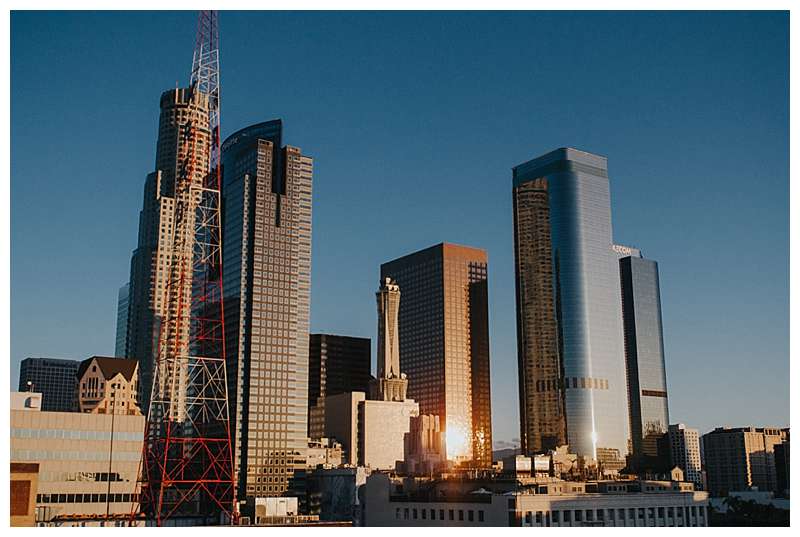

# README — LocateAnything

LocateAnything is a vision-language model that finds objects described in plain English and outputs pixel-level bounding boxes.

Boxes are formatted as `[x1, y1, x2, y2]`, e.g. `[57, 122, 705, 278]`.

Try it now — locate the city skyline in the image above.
[10, 10, 789, 447]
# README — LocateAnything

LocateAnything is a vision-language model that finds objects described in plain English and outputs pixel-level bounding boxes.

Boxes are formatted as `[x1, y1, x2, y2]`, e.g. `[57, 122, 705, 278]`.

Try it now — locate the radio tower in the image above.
[135, 10, 234, 525]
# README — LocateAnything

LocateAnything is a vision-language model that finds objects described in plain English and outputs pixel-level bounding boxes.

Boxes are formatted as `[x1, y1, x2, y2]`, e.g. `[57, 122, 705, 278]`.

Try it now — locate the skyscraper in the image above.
[381, 243, 492, 467]
[115, 283, 130, 357]
[667, 424, 702, 489]
[618, 247, 670, 458]
[221, 120, 313, 501]
[126, 88, 210, 409]
[513, 148, 628, 459]
[17, 357, 80, 412]
[308, 334, 371, 437]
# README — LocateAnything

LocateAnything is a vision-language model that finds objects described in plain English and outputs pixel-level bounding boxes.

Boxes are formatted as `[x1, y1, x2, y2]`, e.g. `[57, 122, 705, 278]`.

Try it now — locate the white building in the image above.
[668, 423, 702, 489]
[362, 473, 709, 527]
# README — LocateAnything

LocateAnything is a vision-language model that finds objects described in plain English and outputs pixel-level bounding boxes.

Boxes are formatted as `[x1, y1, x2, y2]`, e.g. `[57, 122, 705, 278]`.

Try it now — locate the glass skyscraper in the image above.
[115, 283, 130, 357]
[221, 120, 313, 503]
[619, 250, 669, 458]
[381, 243, 493, 467]
[513, 148, 628, 459]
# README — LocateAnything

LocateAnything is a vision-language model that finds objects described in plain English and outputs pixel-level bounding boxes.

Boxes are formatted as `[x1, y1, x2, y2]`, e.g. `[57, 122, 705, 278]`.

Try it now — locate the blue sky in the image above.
[11, 11, 788, 445]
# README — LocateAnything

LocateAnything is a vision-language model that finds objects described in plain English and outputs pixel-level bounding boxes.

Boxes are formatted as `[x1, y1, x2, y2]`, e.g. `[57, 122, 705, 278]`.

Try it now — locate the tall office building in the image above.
[114, 283, 130, 357]
[617, 246, 670, 458]
[702, 426, 788, 497]
[126, 88, 210, 409]
[221, 120, 313, 501]
[308, 334, 371, 436]
[513, 148, 628, 459]
[668, 424, 702, 489]
[381, 243, 492, 467]
[17, 357, 79, 412]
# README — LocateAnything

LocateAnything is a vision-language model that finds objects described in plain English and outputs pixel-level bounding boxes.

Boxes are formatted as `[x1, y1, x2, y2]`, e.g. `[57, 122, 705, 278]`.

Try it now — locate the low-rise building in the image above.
[307, 466, 371, 523]
[362, 473, 709, 527]
[702, 426, 788, 497]
[77, 356, 141, 415]
[10, 392, 144, 525]
[306, 437, 344, 469]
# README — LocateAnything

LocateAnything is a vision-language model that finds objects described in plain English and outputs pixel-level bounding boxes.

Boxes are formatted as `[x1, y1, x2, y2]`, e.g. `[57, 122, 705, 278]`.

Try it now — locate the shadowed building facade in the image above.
[513, 148, 629, 460]
[380, 243, 492, 467]
[308, 334, 371, 438]
[221, 120, 313, 502]
[18, 357, 80, 413]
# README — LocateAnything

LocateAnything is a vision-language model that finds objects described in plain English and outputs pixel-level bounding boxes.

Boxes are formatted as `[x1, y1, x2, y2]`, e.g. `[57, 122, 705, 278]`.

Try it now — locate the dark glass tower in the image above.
[513, 148, 629, 459]
[381, 243, 493, 467]
[308, 334, 371, 432]
[619, 251, 670, 458]
[18, 357, 80, 412]
[221, 120, 313, 503]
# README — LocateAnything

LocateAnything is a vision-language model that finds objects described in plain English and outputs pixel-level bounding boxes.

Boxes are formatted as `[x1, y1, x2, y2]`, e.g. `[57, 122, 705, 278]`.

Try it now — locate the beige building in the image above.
[702, 426, 788, 497]
[306, 437, 344, 469]
[10, 392, 144, 526]
[320, 391, 418, 470]
[77, 356, 141, 415]
[362, 473, 709, 527]
[400, 414, 447, 475]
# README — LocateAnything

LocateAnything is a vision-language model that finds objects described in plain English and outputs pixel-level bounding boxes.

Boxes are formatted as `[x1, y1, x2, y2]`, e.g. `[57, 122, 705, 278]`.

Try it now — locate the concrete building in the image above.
[400, 414, 448, 476]
[11, 462, 39, 527]
[362, 473, 709, 527]
[617, 247, 670, 462]
[10, 392, 145, 525]
[308, 334, 371, 439]
[373, 278, 409, 402]
[702, 426, 788, 497]
[306, 437, 344, 469]
[220, 120, 313, 502]
[381, 243, 493, 467]
[77, 356, 141, 415]
[513, 148, 628, 460]
[114, 283, 130, 358]
[18, 357, 80, 413]
[307, 467, 370, 523]
[319, 391, 418, 470]
[773, 441, 789, 498]
[126, 88, 210, 411]
[667, 424, 702, 490]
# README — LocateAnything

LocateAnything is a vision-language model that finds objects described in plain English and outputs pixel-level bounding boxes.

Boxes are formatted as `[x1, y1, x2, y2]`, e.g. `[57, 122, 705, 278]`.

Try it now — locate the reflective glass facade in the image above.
[381, 243, 493, 467]
[620, 254, 669, 457]
[115, 283, 130, 358]
[513, 148, 629, 459]
[18, 358, 80, 413]
[221, 120, 313, 502]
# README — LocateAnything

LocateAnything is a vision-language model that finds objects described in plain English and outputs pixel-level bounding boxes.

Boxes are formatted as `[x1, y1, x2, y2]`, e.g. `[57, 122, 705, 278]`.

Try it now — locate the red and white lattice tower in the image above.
[135, 10, 234, 525]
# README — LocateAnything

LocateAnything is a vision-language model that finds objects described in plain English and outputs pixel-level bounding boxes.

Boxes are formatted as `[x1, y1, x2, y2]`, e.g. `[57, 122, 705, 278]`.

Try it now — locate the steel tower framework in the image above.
[135, 10, 234, 525]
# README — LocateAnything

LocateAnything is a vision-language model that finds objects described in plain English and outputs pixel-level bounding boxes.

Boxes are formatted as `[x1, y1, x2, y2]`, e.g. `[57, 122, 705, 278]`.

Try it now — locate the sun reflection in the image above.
[445, 423, 469, 460]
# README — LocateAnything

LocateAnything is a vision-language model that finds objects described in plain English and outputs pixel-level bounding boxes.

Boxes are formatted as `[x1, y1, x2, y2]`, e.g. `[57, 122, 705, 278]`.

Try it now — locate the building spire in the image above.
[375, 277, 408, 401]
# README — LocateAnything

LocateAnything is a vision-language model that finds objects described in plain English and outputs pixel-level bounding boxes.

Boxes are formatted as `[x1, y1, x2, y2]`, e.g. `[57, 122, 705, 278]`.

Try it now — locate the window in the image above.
[638, 508, 645, 519]
[422, 509, 426, 520]
[478, 511, 484, 523]
[468, 510, 474, 522]
[440, 509, 445, 520]
[575, 510, 582, 522]
[564, 510, 571, 522]
[535, 512, 542, 524]
[449, 509, 454, 521]
[458, 510, 464, 521]
[404, 508, 409, 520]
[430, 509, 435, 520]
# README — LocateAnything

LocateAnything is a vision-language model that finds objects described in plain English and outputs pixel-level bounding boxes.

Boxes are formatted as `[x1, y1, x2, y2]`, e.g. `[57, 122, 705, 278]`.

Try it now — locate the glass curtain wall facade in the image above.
[221, 120, 313, 503]
[18, 358, 80, 412]
[115, 283, 130, 357]
[619, 252, 670, 458]
[381, 243, 493, 467]
[513, 148, 629, 459]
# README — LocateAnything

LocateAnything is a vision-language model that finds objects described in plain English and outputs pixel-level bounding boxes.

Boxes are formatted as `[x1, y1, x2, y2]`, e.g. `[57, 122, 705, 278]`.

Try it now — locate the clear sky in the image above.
[11, 11, 788, 447]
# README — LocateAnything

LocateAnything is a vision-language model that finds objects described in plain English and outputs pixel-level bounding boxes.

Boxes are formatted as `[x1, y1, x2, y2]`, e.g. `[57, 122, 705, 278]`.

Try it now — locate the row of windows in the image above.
[11, 428, 143, 441]
[522, 505, 705, 525]
[36, 493, 138, 505]
[11, 449, 141, 462]
[396, 507, 485, 523]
